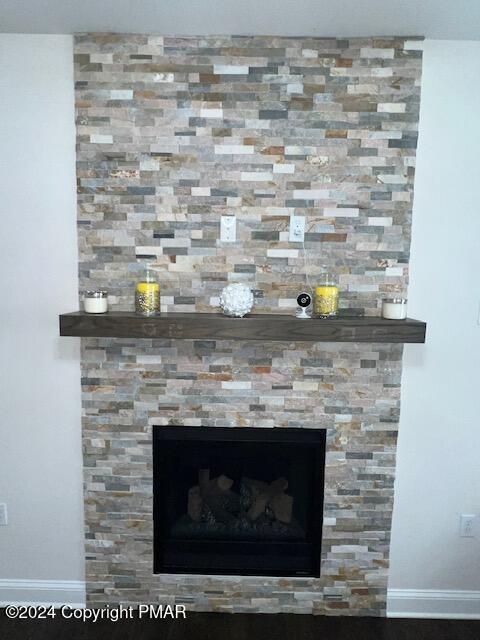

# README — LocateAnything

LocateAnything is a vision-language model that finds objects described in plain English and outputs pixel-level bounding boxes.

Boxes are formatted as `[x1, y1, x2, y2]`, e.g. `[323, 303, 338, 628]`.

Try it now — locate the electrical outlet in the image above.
[220, 215, 236, 242]
[460, 514, 476, 537]
[289, 215, 305, 242]
[0, 504, 7, 526]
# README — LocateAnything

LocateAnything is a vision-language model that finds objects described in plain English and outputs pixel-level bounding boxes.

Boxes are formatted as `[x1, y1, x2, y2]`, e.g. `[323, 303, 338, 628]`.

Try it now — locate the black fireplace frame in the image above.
[153, 426, 326, 577]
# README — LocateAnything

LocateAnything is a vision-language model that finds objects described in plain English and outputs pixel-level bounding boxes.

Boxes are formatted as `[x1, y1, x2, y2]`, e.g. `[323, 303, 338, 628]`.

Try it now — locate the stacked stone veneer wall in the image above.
[75, 34, 422, 614]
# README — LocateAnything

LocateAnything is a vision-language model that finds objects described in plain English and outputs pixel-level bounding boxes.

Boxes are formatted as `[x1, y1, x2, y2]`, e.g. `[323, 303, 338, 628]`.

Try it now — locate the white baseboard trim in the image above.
[1, 581, 479, 619]
[387, 588, 480, 619]
[0, 579, 85, 608]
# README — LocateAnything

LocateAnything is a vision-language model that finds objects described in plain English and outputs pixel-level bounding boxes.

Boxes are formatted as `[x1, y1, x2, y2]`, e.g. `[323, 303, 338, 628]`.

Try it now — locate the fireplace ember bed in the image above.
[153, 427, 326, 577]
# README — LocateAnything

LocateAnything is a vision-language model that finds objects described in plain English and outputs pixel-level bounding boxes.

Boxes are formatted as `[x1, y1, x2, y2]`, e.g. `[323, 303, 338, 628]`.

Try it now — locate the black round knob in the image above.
[297, 292, 312, 308]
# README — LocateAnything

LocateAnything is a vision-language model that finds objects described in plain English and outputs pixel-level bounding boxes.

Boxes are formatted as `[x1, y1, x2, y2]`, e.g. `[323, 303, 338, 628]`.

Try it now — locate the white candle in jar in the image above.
[84, 291, 108, 314]
[382, 298, 407, 320]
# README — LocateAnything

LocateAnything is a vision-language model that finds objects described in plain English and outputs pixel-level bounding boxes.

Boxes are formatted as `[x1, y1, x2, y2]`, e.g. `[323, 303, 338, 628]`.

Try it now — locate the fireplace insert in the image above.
[153, 426, 326, 577]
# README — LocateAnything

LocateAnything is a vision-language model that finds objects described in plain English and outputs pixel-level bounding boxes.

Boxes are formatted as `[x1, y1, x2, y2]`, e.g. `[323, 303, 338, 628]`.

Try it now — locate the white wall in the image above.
[389, 39, 480, 617]
[0, 35, 479, 616]
[0, 35, 84, 603]
[2, 0, 480, 41]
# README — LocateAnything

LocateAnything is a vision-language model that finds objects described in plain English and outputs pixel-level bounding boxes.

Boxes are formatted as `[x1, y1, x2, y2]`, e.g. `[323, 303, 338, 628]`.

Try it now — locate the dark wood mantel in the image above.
[59, 311, 426, 343]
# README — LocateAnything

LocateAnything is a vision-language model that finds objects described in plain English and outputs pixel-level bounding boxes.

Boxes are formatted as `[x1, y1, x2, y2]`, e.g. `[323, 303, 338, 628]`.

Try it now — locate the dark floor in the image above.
[1, 611, 479, 640]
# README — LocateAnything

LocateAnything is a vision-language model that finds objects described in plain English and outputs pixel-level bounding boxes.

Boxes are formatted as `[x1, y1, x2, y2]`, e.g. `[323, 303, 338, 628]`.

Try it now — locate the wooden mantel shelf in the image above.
[59, 312, 426, 343]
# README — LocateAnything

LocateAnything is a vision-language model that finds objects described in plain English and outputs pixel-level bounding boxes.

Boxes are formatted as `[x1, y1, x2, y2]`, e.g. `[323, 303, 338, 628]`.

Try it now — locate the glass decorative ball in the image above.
[219, 283, 254, 318]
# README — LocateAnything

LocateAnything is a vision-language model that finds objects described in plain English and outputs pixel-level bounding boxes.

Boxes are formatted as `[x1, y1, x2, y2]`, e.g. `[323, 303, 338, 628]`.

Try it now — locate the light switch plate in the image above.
[289, 215, 305, 242]
[0, 503, 7, 526]
[220, 215, 236, 242]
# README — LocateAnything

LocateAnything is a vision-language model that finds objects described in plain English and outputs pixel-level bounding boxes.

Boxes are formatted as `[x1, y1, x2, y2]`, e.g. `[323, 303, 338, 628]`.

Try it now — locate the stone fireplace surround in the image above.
[76, 34, 423, 615]
[83, 337, 403, 615]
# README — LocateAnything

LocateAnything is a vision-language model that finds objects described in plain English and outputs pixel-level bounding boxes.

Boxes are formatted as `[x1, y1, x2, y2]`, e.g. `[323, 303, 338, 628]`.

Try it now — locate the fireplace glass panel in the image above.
[153, 427, 326, 577]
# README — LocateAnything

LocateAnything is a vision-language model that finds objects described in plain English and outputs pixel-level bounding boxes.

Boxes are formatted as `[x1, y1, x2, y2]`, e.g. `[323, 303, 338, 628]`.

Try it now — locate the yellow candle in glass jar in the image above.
[135, 280, 160, 316]
[136, 282, 159, 295]
[314, 285, 339, 317]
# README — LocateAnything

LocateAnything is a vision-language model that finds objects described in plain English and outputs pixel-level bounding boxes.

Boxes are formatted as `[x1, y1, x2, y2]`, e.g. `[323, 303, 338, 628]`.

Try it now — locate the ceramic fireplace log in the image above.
[187, 486, 203, 522]
[243, 477, 293, 524]
[187, 469, 237, 524]
[197, 470, 234, 493]
[271, 493, 294, 524]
